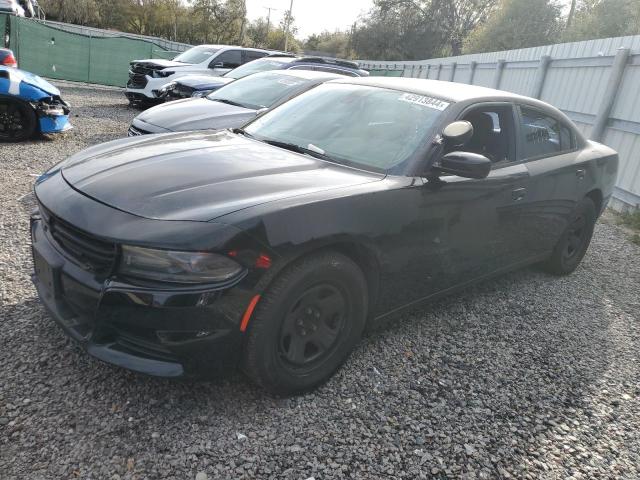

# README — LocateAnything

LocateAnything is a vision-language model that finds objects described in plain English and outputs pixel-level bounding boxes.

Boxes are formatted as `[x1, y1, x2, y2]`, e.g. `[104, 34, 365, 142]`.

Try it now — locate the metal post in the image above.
[493, 59, 506, 89]
[436, 63, 442, 80]
[425, 64, 430, 79]
[283, 0, 294, 52]
[532, 55, 552, 99]
[448, 62, 457, 82]
[468, 61, 477, 85]
[591, 47, 630, 142]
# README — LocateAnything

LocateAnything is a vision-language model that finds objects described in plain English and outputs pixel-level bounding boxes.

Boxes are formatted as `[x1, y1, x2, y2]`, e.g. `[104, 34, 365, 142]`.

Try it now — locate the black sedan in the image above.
[31, 78, 618, 395]
[128, 70, 340, 136]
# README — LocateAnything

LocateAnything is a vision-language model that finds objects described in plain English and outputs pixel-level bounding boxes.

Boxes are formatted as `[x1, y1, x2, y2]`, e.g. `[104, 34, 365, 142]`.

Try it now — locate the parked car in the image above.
[128, 70, 341, 136]
[0, 0, 24, 15]
[159, 56, 370, 100]
[31, 78, 617, 394]
[0, 0, 39, 17]
[125, 45, 276, 107]
[0, 66, 71, 141]
[0, 48, 17, 68]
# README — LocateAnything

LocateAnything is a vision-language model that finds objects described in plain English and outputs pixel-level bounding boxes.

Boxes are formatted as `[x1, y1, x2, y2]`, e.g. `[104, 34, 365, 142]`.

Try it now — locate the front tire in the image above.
[0, 98, 37, 142]
[541, 197, 597, 275]
[243, 252, 368, 396]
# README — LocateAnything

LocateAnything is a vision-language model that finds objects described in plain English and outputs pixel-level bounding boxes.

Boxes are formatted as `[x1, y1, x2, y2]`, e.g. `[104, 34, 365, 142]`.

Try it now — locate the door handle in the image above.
[512, 187, 526, 201]
[576, 169, 586, 180]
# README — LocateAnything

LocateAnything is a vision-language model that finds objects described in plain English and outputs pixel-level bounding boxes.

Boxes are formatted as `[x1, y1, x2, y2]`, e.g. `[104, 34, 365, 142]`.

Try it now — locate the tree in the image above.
[352, 1, 446, 60]
[564, 0, 640, 41]
[303, 31, 352, 57]
[373, 0, 499, 56]
[464, 0, 562, 54]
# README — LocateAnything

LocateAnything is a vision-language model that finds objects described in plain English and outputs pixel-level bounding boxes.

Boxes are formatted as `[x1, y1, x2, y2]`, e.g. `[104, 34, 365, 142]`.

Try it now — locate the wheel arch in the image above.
[257, 239, 381, 323]
[585, 188, 603, 216]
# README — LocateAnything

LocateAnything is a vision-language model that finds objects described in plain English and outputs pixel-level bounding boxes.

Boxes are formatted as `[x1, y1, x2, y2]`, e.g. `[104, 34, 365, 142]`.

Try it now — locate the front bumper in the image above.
[36, 99, 72, 134]
[30, 217, 249, 378]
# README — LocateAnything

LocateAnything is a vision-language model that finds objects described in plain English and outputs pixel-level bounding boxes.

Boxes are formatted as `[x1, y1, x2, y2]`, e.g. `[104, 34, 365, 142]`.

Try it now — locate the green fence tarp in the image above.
[0, 14, 7, 47]
[5, 16, 178, 86]
[369, 69, 405, 77]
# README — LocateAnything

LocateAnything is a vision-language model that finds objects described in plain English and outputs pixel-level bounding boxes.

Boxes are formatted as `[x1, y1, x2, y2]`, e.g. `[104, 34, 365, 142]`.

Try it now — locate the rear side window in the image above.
[244, 51, 268, 63]
[519, 106, 575, 159]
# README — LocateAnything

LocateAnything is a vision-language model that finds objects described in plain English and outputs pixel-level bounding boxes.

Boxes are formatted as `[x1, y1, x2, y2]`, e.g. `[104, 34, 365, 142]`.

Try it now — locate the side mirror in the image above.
[437, 151, 491, 179]
[442, 120, 474, 146]
[210, 62, 224, 69]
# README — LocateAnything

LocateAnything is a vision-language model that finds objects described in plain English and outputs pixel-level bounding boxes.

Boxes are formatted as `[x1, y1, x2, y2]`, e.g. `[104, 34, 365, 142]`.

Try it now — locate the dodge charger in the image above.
[31, 77, 618, 395]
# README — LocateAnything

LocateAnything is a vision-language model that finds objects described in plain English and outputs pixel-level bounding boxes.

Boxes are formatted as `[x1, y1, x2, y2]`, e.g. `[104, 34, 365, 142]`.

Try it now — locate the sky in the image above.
[245, 0, 374, 39]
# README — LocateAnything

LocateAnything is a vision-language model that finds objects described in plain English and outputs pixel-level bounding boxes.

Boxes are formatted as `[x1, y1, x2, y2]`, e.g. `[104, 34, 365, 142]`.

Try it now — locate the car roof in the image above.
[192, 45, 269, 53]
[329, 77, 532, 103]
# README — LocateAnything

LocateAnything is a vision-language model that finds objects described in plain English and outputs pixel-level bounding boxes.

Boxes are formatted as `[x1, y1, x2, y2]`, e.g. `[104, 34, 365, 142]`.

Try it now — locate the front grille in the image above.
[127, 73, 148, 89]
[46, 212, 117, 274]
[127, 125, 149, 136]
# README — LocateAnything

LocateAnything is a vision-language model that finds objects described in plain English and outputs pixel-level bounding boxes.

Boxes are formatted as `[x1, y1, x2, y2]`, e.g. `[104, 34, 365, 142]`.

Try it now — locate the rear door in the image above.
[515, 105, 582, 255]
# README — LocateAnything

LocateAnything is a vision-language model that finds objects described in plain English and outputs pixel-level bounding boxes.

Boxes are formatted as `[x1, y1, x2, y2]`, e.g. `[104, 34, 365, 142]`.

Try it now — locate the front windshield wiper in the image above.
[231, 127, 254, 138]
[261, 139, 338, 163]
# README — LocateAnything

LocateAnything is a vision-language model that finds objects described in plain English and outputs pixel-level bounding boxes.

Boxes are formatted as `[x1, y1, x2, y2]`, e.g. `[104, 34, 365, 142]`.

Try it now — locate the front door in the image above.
[373, 103, 533, 314]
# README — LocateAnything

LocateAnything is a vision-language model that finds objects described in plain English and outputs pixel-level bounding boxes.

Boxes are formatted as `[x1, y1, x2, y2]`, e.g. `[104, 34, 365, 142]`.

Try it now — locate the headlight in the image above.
[191, 90, 214, 98]
[119, 246, 243, 284]
[159, 82, 177, 92]
[153, 70, 174, 78]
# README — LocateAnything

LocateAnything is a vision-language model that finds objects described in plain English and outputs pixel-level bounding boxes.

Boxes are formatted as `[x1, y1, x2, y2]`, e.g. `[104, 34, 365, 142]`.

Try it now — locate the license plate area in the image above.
[34, 249, 60, 298]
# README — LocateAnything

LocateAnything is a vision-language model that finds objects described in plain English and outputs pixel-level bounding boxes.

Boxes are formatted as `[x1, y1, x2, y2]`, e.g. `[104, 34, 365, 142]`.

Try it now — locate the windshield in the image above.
[207, 72, 311, 110]
[244, 83, 450, 171]
[225, 58, 289, 79]
[173, 46, 220, 64]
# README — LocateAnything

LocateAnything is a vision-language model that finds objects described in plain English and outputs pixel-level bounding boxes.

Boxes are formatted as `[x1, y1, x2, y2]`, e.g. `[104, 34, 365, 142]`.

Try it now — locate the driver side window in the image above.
[457, 104, 517, 167]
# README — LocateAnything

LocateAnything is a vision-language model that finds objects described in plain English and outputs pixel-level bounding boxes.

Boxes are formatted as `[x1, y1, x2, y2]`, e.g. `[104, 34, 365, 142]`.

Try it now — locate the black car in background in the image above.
[31, 78, 617, 395]
[128, 70, 341, 136]
[159, 56, 369, 100]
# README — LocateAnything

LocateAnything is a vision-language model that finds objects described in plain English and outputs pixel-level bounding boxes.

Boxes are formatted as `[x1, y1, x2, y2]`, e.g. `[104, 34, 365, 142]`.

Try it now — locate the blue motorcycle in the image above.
[0, 65, 72, 141]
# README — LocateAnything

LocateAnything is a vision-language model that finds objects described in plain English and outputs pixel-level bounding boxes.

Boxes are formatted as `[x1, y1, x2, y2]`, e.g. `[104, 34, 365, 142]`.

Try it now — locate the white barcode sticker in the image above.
[398, 93, 450, 111]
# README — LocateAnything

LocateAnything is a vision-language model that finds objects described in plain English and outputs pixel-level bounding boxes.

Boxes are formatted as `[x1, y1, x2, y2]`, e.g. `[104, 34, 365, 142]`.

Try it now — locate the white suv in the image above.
[125, 45, 274, 107]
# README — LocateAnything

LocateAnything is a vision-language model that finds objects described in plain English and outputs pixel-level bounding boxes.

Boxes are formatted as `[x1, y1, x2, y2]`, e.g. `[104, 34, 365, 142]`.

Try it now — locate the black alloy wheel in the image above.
[278, 284, 347, 368]
[243, 251, 368, 396]
[0, 98, 37, 142]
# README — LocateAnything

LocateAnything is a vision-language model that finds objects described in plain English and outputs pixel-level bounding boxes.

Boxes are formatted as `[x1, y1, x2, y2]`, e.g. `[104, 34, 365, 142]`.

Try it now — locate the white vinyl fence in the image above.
[359, 36, 640, 211]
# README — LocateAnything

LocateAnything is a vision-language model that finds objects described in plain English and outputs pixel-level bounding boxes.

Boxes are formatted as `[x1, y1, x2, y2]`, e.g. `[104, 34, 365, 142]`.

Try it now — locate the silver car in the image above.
[124, 45, 275, 107]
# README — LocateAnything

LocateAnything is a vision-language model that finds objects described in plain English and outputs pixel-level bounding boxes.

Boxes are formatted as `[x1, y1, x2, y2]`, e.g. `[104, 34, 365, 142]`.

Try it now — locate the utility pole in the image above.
[284, 0, 294, 52]
[264, 6, 279, 47]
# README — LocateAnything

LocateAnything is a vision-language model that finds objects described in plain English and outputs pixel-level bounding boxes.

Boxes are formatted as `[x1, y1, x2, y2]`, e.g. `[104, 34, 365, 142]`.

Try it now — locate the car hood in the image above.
[60, 130, 383, 222]
[136, 97, 257, 131]
[175, 75, 233, 89]
[0, 66, 60, 97]
[132, 59, 188, 69]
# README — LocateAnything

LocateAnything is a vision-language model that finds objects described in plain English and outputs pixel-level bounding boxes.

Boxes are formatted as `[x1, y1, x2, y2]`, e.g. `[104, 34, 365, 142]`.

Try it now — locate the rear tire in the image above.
[243, 252, 368, 396]
[0, 98, 37, 142]
[541, 197, 597, 275]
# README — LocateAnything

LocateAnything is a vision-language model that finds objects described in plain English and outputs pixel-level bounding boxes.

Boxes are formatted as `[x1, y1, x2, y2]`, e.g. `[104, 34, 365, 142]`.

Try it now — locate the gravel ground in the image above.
[1, 83, 639, 480]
